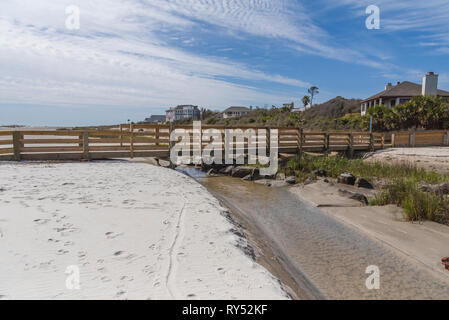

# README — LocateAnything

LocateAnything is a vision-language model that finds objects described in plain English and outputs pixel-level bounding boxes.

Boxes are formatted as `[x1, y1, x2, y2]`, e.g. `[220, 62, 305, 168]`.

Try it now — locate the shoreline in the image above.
[204, 187, 325, 300]
[290, 180, 449, 282]
[192, 169, 449, 299]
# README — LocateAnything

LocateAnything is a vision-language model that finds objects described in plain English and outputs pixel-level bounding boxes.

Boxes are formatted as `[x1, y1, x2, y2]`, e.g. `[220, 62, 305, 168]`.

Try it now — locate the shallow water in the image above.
[178, 167, 449, 299]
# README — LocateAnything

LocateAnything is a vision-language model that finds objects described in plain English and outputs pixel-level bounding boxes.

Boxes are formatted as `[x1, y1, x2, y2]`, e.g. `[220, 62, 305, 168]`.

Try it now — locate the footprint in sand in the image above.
[34, 218, 50, 225]
[105, 231, 123, 239]
[57, 249, 69, 255]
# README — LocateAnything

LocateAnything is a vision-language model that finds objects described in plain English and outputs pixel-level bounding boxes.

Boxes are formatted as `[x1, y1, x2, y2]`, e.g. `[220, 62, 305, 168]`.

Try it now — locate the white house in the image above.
[222, 106, 251, 119]
[166, 105, 201, 121]
[361, 72, 449, 115]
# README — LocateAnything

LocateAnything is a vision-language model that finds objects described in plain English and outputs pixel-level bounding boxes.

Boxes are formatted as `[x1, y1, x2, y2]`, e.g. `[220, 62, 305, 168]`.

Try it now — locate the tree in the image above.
[302, 95, 310, 109]
[308, 86, 319, 106]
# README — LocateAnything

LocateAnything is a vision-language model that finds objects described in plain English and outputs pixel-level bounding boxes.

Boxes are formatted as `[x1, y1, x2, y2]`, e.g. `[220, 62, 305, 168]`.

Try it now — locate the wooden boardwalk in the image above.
[0, 124, 388, 161]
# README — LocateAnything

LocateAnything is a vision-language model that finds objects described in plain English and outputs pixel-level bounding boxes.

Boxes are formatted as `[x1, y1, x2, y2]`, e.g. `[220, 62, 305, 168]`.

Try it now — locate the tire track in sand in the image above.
[166, 195, 187, 299]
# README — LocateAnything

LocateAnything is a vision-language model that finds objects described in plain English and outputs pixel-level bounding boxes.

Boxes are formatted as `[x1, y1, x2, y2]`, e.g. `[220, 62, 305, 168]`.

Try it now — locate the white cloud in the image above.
[0, 0, 311, 111]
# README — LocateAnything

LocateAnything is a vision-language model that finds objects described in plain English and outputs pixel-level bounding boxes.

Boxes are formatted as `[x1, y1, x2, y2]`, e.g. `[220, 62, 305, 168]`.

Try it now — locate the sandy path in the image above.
[0, 161, 287, 300]
[364, 147, 449, 174]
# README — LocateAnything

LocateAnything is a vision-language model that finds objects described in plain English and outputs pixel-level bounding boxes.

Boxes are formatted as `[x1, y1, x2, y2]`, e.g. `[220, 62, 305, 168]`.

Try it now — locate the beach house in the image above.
[222, 106, 251, 119]
[361, 72, 449, 115]
[166, 105, 201, 121]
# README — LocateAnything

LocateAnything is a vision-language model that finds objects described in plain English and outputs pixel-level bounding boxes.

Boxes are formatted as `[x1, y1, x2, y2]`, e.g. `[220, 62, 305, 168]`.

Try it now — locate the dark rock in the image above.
[304, 177, 316, 185]
[339, 189, 368, 205]
[207, 169, 217, 177]
[285, 176, 296, 184]
[337, 172, 356, 185]
[313, 169, 327, 177]
[355, 178, 374, 189]
[431, 183, 449, 195]
[219, 165, 235, 175]
[349, 193, 369, 205]
[231, 166, 254, 178]
[275, 172, 286, 180]
[323, 178, 330, 183]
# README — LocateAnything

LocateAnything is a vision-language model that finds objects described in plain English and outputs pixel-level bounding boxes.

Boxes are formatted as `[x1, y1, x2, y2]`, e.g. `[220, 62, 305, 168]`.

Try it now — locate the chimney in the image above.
[422, 72, 438, 96]
[385, 83, 392, 90]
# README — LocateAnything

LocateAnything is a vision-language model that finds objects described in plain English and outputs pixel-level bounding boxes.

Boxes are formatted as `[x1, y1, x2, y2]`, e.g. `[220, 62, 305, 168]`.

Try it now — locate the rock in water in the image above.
[355, 178, 374, 189]
[337, 172, 356, 185]
[207, 169, 217, 177]
[219, 165, 235, 175]
[231, 166, 253, 178]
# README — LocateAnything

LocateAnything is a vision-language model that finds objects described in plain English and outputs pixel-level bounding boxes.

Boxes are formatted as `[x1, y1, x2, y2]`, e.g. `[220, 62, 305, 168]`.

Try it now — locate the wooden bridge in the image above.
[0, 124, 388, 161]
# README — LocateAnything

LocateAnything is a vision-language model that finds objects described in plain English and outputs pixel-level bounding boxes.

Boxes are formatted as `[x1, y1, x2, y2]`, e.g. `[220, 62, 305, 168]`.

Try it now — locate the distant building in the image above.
[222, 106, 251, 119]
[283, 102, 294, 110]
[165, 108, 175, 122]
[144, 115, 166, 124]
[166, 105, 201, 121]
[361, 72, 449, 115]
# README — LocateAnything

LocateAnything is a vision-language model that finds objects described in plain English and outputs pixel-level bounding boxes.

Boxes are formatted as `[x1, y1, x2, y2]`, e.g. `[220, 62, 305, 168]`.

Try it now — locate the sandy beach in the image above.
[0, 161, 288, 300]
[364, 147, 449, 174]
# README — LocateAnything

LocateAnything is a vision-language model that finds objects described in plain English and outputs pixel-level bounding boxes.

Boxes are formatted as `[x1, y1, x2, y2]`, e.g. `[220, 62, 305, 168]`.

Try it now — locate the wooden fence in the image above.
[392, 130, 449, 148]
[0, 124, 387, 161]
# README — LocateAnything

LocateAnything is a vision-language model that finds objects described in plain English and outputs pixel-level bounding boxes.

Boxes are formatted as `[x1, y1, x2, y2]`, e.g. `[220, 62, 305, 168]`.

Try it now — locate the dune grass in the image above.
[279, 154, 449, 225]
[282, 154, 447, 184]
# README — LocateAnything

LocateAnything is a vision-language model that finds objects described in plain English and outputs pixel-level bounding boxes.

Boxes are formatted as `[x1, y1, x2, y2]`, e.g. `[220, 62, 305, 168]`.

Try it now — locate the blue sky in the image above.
[1, 0, 448, 126]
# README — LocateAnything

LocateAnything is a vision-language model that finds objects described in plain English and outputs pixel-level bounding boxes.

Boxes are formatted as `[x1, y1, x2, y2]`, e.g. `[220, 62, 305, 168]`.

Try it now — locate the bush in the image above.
[367, 96, 449, 131]
[371, 179, 449, 225]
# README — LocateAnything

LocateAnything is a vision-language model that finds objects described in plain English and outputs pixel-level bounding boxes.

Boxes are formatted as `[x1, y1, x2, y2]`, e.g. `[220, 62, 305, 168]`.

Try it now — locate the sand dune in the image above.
[0, 161, 287, 300]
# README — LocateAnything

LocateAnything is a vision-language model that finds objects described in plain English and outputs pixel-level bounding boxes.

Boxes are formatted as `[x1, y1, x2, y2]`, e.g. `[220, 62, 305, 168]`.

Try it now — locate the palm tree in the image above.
[308, 86, 319, 107]
[302, 96, 310, 109]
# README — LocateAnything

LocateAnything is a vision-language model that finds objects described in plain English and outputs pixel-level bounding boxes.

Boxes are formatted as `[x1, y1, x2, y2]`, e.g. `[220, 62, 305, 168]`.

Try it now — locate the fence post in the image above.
[410, 131, 415, 147]
[130, 124, 134, 159]
[119, 124, 123, 147]
[82, 131, 89, 159]
[169, 121, 175, 168]
[12, 131, 21, 161]
[155, 125, 160, 146]
[324, 133, 330, 156]
[391, 133, 395, 147]
[381, 133, 385, 149]
[297, 128, 303, 159]
[445, 131, 449, 146]
[369, 132, 375, 151]
[348, 133, 354, 158]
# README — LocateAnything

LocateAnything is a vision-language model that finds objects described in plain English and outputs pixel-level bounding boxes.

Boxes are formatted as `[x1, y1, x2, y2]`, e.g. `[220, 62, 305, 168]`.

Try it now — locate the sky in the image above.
[0, 0, 448, 126]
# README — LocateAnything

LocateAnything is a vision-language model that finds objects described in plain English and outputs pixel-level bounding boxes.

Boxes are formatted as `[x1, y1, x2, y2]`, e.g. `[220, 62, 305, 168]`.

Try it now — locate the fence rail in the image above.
[392, 130, 449, 147]
[4, 124, 437, 162]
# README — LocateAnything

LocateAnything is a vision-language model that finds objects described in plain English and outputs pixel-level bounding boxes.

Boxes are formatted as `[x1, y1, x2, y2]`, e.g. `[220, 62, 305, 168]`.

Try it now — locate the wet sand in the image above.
[185, 169, 449, 300]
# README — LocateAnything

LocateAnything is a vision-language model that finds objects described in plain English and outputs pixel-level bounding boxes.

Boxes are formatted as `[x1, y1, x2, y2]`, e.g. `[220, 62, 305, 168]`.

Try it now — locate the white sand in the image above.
[0, 161, 288, 300]
[365, 147, 449, 173]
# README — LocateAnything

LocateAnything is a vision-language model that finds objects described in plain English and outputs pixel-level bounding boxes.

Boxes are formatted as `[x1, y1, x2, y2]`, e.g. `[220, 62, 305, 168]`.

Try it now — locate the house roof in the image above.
[223, 106, 250, 113]
[175, 105, 198, 110]
[145, 115, 165, 122]
[362, 81, 449, 103]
